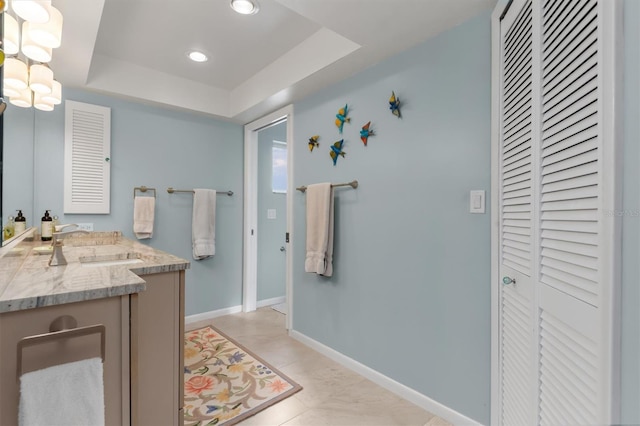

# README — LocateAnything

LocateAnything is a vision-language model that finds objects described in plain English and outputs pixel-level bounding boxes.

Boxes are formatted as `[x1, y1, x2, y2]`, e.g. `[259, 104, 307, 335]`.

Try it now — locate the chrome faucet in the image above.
[48, 228, 90, 266]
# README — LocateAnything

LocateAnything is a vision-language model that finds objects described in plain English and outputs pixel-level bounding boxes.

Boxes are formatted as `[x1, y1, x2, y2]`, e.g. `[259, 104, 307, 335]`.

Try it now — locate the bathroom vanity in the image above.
[0, 231, 190, 425]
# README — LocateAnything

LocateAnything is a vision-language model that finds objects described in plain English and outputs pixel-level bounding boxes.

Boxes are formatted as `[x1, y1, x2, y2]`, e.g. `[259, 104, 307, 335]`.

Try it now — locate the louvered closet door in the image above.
[497, 1, 537, 424]
[537, 0, 610, 424]
[495, 0, 619, 424]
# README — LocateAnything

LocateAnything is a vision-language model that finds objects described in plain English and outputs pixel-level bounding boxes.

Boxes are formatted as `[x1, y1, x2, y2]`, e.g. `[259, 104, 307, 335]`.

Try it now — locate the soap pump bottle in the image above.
[14, 210, 26, 234]
[41, 210, 53, 241]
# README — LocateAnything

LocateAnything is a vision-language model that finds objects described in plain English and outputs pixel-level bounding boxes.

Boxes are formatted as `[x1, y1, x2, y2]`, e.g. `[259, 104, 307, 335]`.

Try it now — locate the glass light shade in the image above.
[28, 6, 63, 48]
[41, 79, 61, 104]
[29, 63, 53, 94]
[230, 0, 258, 14]
[3, 85, 22, 98]
[12, 0, 51, 23]
[33, 92, 54, 111]
[21, 22, 52, 62]
[3, 13, 20, 55]
[10, 87, 33, 108]
[4, 57, 29, 90]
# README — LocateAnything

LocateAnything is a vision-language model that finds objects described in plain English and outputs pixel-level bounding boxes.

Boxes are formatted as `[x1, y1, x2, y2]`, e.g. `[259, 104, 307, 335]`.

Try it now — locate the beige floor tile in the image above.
[324, 379, 436, 425]
[239, 394, 308, 426]
[200, 308, 441, 426]
[424, 416, 453, 426]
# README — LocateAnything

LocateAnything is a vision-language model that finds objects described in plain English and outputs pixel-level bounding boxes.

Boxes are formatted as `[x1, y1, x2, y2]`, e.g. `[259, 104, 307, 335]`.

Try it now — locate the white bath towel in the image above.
[133, 196, 155, 239]
[19, 357, 105, 426]
[304, 183, 334, 276]
[192, 189, 216, 260]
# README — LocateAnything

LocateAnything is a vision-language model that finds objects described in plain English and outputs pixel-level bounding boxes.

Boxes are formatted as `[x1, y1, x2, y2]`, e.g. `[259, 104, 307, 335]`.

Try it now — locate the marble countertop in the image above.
[0, 232, 190, 313]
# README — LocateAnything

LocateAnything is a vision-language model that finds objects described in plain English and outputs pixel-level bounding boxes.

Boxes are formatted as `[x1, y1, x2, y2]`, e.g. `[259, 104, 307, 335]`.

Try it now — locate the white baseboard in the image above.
[185, 305, 243, 324]
[289, 330, 483, 426]
[256, 296, 286, 308]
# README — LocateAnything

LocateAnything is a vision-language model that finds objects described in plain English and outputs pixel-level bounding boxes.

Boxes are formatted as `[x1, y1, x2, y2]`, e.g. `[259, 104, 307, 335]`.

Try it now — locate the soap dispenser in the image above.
[41, 210, 53, 241]
[14, 210, 26, 234]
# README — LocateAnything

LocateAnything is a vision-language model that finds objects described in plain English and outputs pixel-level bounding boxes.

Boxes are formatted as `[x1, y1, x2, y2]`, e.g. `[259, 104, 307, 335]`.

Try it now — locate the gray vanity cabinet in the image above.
[130, 270, 185, 425]
[0, 295, 131, 425]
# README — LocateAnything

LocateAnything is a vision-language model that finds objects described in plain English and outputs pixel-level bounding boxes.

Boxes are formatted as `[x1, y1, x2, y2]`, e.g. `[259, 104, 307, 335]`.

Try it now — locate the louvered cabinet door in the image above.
[497, 1, 537, 424]
[64, 100, 111, 214]
[537, 0, 614, 423]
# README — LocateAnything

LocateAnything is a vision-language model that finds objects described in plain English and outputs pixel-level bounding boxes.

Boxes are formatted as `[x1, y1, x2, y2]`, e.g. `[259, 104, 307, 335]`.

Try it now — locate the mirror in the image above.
[2, 106, 36, 246]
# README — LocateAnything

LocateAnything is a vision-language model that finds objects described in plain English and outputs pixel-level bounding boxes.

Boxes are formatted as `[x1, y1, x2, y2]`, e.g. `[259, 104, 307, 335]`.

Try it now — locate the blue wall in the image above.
[291, 12, 492, 424]
[4, 89, 244, 316]
[257, 121, 287, 302]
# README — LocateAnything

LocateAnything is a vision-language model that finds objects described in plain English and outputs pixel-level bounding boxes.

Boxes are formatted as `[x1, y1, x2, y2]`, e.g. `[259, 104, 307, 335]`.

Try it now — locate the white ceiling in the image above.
[49, 0, 496, 123]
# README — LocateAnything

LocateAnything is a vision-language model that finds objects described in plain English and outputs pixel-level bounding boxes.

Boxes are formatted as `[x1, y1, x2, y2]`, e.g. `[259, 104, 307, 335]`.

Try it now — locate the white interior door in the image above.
[243, 105, 295, 331]
[493, 0, 621, 424]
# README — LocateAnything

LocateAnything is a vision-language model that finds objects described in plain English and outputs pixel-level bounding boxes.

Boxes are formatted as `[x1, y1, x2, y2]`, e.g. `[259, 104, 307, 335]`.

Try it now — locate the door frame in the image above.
[490, 2, 510, 423]
[243, 105, 294, 331]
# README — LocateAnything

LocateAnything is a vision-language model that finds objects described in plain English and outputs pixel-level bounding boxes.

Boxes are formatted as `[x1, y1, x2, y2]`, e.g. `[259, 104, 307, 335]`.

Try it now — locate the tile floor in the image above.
[186, 307, 452, 426]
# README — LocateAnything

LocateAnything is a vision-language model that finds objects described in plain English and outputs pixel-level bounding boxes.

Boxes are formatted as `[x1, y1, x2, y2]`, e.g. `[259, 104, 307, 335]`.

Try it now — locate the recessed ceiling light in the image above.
[230, 0, 259, 15]
[187, 51, 208, 63]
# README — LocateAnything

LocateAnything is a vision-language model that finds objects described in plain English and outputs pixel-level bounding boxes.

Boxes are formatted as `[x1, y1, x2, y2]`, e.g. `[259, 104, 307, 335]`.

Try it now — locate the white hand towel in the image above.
[192, 189, 216, 260]
[304, 183, 334, 276]
[133, 196, 155, 239]
[19, 357, 105, 426]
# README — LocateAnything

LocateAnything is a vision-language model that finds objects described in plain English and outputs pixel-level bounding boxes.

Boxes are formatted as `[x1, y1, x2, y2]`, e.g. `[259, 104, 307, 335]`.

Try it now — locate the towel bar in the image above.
[17, 316, 106, 381]
[134, 186, 156, 198]
[167, 187, 233, 196]
[296, 180, 358, 193]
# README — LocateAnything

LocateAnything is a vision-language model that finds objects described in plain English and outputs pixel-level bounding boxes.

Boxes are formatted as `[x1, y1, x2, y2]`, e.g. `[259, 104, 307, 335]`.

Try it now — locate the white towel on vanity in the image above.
[192, 189, 216, 260]
[304, 183, 334, 277]
[133, 196, 155, 239]
[19, 357, 105, 426]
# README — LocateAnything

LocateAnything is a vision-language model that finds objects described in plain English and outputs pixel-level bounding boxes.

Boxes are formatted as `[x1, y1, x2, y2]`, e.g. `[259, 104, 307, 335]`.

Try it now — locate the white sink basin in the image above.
[80, 258, 143, 267]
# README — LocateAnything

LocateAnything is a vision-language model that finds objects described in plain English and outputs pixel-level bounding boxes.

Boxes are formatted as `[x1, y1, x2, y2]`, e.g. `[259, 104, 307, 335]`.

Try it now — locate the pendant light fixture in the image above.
[27, 4, 61, 47]
[28, 63, 52, 93]
[3, 0, 64, 111]
[12, 0, 50, 23]
[10, 87, 33, 108]
[33, 92, 53, 110]
[41, 79, 60, 104]
[4, 56, 28, 89]
[3, 12, 19, 54]
[21, 21, 52, 62]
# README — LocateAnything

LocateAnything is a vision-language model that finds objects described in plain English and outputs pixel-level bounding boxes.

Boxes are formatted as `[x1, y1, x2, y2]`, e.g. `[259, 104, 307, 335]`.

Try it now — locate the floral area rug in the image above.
[184, 326, 302, 425]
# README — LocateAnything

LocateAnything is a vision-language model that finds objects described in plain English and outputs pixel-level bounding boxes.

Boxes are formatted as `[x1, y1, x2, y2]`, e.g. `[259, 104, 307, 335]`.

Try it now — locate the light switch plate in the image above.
[267, 209, 276, 219]
[470, 190, 485, 214]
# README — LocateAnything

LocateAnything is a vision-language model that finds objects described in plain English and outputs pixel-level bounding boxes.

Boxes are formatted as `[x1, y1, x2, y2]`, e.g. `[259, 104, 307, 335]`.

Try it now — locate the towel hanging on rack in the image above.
[19, 357, 105, 426]
[304, 183, 334, 277]
[133, 196, 155, 239]
[192, 189, 217, 260]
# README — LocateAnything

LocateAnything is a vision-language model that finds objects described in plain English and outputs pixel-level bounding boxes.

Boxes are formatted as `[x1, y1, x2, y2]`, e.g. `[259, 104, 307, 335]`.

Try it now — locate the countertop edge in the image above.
[0, 234, 190, 313]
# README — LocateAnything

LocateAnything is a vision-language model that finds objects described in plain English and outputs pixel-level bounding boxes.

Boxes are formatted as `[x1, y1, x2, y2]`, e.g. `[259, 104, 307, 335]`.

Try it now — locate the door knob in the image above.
[502, 276, 516, 285]
[280, 246, 286, 252]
